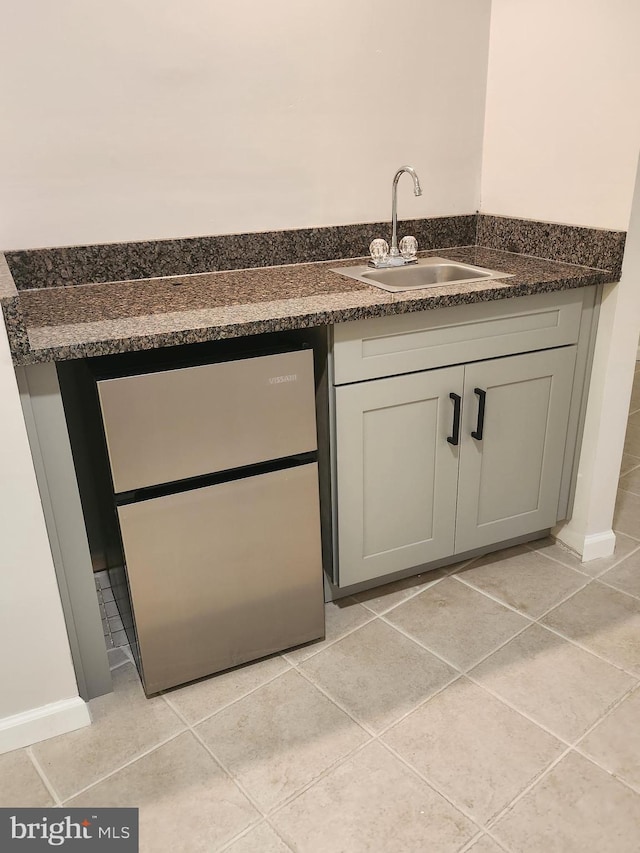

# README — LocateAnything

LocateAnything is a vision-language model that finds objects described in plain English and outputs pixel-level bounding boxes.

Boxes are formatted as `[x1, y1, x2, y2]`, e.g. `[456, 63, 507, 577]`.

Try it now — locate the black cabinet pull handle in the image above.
[447, 393, 461, 445]
[471, 388, 486, 440]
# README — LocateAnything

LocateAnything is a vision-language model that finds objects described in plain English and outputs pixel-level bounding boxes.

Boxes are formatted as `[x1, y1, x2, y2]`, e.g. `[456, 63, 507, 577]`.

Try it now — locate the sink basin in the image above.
[331, 257, 513, 293]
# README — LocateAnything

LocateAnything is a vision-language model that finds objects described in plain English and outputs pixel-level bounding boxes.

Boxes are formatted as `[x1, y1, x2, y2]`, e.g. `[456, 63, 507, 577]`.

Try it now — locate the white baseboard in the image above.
[554, 527, 617, 562]
[582, 530, 617, 561]
[0, 697, 91, 755]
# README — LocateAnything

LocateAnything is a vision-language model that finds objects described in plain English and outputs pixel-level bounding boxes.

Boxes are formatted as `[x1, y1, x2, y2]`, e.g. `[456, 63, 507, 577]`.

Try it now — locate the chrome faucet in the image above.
[369, 165, 422, 268]
[390, 166, 422, 257]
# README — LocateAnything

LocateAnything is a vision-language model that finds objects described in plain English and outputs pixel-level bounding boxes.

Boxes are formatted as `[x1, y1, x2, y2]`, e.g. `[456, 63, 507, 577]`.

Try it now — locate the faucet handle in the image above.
[399, 235, 418, 261]
[369, 238, 389, 267]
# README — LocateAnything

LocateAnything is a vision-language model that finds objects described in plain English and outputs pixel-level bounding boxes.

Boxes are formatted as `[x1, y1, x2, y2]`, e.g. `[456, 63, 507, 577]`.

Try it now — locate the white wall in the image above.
[482, 0, 640, 230]
[0, 0, 491, 250]
[0, 317, 90, 751]
[558, 180, 640, 559]
[481, 0, 640, 558]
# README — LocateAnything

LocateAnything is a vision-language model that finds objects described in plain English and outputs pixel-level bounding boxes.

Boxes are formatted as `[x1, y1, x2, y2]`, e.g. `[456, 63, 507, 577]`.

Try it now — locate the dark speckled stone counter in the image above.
[5, 216, 477, 290]
[478, 214, 626, 278]
[5, 245, 615, 365]
[0, 254, 30, 359]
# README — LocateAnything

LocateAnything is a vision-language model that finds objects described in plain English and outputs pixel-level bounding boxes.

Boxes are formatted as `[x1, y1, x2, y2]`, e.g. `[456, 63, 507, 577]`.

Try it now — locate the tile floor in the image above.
[3, 368, 640, 851]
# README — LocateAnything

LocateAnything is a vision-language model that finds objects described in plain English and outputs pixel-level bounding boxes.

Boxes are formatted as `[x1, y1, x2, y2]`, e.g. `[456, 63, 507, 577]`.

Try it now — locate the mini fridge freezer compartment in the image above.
[97, 348, 319, 493]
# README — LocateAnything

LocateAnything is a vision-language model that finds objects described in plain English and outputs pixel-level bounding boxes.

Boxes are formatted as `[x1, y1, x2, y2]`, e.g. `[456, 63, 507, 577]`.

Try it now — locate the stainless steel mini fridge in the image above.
[96, 347, 324, 694]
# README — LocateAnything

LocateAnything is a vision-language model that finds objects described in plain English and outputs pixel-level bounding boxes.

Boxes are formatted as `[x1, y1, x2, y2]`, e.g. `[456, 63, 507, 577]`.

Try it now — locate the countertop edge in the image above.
[1, 254, 32, 361]
[12, 267, 614, 366]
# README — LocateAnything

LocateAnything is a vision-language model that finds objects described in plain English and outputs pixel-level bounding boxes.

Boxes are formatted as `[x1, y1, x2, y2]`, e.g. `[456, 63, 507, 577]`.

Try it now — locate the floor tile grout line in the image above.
[593, 542, 640, 578]
[291, 662, 380, 738]
[617, 491, 640, 509]
[373, 672, 466, 741]
[26, 746, 63, 807]
[443, 569, 541, 618]
[265, 738, 376, 822]
[526, 580, 596, 623]
[474, 831, 512, 853]
[263, 817, 296, 853]
[214, 819, 269, 853]
[482, 746, 574, 834]
[378, 608, 533, 679]
[533, 619, 640, 680]
[612, 526, 640, 544]
[572, 745, 640, 797]
[453, 554, 638, 634]
[485, 741, 640, 838]
[487, 732, 640, 829]
[261, 732, 469, 848]
[456, 830, 489, 853]
[616, 484, 640, 499]
[571, 680, 640, 747]
[86, 614, 479, 836]
[291, 640, 467, 745]
[408, 671, 640, 839]
[214, 817, 296, 853]
[161, 658, 293, 728]
[463, 676, 581, 751]
[524, 536, 640, 578]
[376, 613, 469, 674]
[467, 669, 640, 766]
[353, 557, 480, 619]
[354, 570, 451, 617]
[375, 570, 623, 686]
[161, 692, 268, 820]
[592, 575, 640, 603]
[523, 533, 584, 575]
[188, 727, 268, 822]
[457, 623, 535, 677]
[619, 460, 640, 476]
[520, 541, 602, 579]
[282, 610, 378, 664]
[166, 662, 429, 827]
[387, 721, 567, 844]
[58, 729, 188, 805]
[451, 568, 588, 624]
[379, 739, 487, 840]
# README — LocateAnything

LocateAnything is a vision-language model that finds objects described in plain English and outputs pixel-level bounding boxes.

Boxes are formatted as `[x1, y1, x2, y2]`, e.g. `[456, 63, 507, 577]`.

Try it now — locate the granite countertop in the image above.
[1, 245, 615, 365]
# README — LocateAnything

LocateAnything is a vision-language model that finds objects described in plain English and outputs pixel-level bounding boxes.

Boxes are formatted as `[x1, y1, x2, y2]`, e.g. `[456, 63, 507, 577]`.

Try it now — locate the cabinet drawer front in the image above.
[97, 349, 317, 493]
[333, 290, 585, 384]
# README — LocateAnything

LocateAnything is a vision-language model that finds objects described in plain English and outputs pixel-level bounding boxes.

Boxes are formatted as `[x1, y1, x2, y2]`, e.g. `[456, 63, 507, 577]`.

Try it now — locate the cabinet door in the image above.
[335, 366, 463, 587]
[455, 346, 577, 553]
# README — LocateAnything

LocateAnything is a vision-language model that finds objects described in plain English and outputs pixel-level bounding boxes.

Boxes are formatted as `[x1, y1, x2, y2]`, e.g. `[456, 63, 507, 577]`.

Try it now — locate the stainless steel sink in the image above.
[331, 257, 513, 293]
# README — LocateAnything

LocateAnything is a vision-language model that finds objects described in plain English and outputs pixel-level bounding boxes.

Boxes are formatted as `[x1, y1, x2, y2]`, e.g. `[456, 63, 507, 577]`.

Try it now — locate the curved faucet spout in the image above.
[390, 165, 422, 256]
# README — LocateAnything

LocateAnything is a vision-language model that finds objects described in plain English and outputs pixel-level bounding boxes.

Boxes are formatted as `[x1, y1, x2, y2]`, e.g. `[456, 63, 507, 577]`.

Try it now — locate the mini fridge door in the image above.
[98, 349, 317, 493]
[117, 462, 324, 694]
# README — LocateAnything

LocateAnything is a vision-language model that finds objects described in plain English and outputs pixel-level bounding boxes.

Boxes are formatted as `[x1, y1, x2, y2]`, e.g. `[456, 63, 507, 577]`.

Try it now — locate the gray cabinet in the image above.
[331, 290, 593, 589]
[335, 366, 462, 586]
[455, 346, 576, 554]
[335, 348, 576, 587]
